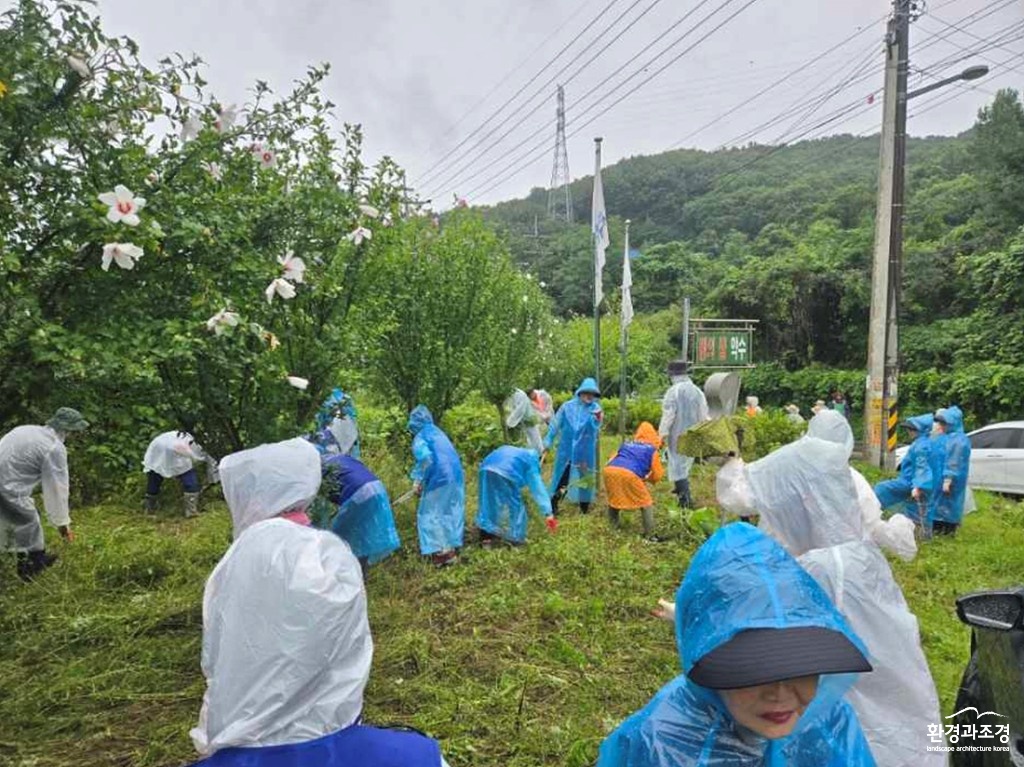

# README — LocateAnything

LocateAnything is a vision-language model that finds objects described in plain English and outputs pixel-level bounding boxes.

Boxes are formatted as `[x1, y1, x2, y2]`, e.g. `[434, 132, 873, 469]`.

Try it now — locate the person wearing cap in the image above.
[407, 405, 465, 567]
[930, 406, 971, 535]
[658, 360, 709, 510]
[873, 414, 940, 533]
[527, 388, 554, 425]
[811, 399, 827, 415]
[0, 407, 88, 581]
[602, 422, 664, 541]
[476, 445, 556, 547]
[142, 420, 217, 518]
[784, 403, 804, 425]
[715, 410, 944, 766]
[543, 377, 603, 516]
[599, 523, 875, 766]
[190, 438, 449, 767]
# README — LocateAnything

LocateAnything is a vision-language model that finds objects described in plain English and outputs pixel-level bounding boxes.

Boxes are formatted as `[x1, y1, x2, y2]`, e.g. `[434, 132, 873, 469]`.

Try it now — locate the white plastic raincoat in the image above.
[0, 425, 71, 551]
[715, 410, 942, 767]
[218, 438, 321, 539]
[190, 519, 371, 754]
[143, 431, 215, 480]
[505, 389, 544, 453]
[658, 375, 709, 482]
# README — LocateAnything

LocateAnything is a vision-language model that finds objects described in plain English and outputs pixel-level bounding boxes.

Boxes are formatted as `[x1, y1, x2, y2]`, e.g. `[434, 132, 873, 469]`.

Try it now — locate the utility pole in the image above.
[865, 0, 911, 470]
[548, 85, 574, 223]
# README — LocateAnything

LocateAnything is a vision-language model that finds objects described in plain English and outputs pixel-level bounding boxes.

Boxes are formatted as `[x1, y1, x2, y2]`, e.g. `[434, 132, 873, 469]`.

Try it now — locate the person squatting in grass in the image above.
[873, 414, 940, 536]
[141, 418, 218, 519]
[189, 437, 450, 767]
[543, 377, 603, 516]
[602, 422, 665, 542]
[0, 407, 89, 581]
[599, 523, 876, 767]
[319, 453, 400, 579]
[475, 445, 556, 547]
[407, 405, 465, 568]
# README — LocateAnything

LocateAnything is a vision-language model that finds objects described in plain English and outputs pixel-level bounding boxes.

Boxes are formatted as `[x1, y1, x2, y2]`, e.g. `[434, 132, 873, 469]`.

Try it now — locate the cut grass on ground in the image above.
[1, 440, 1022, 767]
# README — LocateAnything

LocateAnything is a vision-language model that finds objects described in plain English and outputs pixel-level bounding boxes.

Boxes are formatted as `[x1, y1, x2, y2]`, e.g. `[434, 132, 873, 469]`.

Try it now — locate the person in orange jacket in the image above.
[602, 422, 665, 541]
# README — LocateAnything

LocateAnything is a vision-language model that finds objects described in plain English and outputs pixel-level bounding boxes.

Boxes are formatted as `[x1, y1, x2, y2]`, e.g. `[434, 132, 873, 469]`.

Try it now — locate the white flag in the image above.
[592, 145, 609, 306]
[621, 232, 633, 331]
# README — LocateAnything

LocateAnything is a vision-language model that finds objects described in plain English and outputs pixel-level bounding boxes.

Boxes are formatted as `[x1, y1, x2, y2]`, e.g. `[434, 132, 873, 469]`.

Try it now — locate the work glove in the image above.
[59, 525, 74, 543]
[943, 478, 952, 495]
[911, 487, 922, 501]
[413, 481, 423, 497]
[545, 516, 558, 534]
[652, 598, 675, 622]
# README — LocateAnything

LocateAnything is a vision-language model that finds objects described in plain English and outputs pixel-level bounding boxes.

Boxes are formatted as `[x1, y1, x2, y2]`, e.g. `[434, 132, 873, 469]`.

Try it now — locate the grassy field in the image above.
[2, 437, 1023, 767]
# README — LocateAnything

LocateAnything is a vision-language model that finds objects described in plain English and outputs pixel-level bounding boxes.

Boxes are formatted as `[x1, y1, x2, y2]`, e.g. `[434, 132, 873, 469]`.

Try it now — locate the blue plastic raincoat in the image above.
[313, 388, 360, 458]
[598, 523, 876, 767]
[544, 379, 602, 504]
[476, 446, 552, 543]
[932, 406, 971, 526]
[873, 414, 938, 523]
[321, 455, 400, 564]
[408, 406, 465, 555]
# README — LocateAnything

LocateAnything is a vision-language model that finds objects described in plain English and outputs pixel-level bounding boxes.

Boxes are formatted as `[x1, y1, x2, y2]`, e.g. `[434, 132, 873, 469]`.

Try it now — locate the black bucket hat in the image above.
[687, 626, 872, 690]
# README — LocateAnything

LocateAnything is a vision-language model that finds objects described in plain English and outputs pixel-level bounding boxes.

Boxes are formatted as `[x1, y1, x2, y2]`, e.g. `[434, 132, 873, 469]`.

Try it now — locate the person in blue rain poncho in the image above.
[311, 388, 360, 458]
[320, 454, 400, 576]
[543, 378, 603, 516]
[873, 414, 940, 532]
[476, 446, 556, 547]
[408, 405, 465, 567]
[931, 406, 971, 535]
[598, 523, 875, 767]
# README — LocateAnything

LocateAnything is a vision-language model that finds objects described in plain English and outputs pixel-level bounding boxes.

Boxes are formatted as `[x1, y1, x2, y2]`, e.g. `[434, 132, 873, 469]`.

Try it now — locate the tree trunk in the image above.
[495, 400, 509, 444]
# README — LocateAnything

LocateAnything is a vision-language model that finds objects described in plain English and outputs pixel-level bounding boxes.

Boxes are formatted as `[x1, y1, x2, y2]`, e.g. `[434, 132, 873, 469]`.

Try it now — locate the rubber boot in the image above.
[143, 494, 159, 514]
[641, 507, 657, 539]
[17, 550, 58, 582]
[550, 491, 564, 518]
[580, 502, 591, 515]
[607, 508, 621, 529]
[183, 491, 201, 518]
[674, 479, 693, 509]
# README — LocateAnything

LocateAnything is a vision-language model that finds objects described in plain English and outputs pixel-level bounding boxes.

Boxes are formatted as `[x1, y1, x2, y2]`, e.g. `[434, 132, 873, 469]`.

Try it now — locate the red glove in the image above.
[545, 516, 558, 533]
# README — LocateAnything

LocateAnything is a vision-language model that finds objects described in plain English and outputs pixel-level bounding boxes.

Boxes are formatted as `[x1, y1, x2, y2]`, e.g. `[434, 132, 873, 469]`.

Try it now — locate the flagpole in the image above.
[619, 219, 630, 441]
[593, 137, 603, 390]
[593, 137, 605, 496]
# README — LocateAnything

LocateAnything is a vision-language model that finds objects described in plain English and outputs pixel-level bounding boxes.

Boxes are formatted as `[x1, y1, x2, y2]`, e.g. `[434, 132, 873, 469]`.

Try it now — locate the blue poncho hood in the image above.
[407, 405, 434, 435]
[597, 524, 876, 767]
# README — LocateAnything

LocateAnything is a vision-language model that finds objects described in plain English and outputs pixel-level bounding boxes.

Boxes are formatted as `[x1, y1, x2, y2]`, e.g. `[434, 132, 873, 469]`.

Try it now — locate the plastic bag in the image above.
[675, 417, 739, 458]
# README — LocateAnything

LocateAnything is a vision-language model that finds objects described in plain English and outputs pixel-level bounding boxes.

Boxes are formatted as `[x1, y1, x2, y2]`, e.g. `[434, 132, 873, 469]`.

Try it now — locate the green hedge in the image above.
[737, 363, 1024, 430]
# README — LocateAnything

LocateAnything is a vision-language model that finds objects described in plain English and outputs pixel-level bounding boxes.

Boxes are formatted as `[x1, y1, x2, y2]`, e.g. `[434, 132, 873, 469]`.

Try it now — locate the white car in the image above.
[894, 421, 1024, 496]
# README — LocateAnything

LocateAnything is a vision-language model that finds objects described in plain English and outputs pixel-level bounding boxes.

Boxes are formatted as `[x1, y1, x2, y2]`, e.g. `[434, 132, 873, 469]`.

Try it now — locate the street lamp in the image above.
[907, 65, 990, 100]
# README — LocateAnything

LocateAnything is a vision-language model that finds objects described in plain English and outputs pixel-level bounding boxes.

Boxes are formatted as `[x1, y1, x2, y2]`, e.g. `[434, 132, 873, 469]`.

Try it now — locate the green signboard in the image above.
[693, 329, 753, 367]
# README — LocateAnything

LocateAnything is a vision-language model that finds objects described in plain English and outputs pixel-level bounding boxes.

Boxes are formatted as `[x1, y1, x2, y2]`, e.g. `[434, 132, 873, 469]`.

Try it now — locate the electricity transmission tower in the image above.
[547, 85, 573, 223]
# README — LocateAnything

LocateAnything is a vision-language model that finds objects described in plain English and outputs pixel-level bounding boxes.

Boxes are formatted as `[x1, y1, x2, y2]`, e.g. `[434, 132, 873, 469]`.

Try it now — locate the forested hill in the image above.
[480, 90, 1024, 373]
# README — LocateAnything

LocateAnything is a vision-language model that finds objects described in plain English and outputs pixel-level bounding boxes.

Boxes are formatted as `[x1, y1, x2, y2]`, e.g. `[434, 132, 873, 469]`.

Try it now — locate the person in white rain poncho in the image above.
[190, 437, 449, 767]
[142, 422, 218, 518]
[715, 410, 942, 767]
[658, 360, 709, 509]
[0, 407, 89, 581]
[505, 389, 544, 453]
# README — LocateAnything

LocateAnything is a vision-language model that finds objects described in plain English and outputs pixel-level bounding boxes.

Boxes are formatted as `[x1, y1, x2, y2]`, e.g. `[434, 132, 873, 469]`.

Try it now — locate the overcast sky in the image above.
[74, 0, 1024, 206]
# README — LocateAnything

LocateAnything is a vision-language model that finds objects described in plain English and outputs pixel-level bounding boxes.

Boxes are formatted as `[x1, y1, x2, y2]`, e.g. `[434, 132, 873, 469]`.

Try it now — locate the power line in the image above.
[420, 0, 666, 196]
[413, 0, 623, 186]
[425, 0, 592, 153]
[466, 0, 763, 203]
[426, 0, 722, 198]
